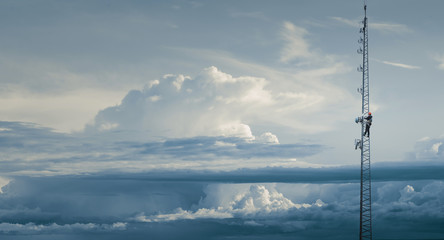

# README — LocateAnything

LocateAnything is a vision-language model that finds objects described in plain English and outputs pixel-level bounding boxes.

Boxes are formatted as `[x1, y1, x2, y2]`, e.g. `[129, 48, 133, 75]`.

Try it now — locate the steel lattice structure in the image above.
[356, 3, 372, 240]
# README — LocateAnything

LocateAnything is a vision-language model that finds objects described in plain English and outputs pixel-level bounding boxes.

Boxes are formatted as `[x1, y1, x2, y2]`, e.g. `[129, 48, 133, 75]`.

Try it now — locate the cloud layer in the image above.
[0, 222, 126, 234]
[1, 177, 443, 239]
[0, 121, 323, 175]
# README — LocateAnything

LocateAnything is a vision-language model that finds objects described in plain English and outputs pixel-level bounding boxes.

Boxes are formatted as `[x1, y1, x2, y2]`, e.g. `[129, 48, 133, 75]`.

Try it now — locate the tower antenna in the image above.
[354, 1, 372, 240]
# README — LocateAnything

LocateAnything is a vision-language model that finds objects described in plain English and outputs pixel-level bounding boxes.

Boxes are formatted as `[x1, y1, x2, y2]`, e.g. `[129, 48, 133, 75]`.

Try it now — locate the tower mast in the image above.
[355, 2, 372, 240]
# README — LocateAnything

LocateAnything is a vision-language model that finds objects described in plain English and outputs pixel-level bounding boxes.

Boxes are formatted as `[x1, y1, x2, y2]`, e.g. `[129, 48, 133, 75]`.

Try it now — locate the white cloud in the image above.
[370, 22, 411, 33]
[373, 59, 421, 69]
[149, 95, 161, 102]
[214, 141, 236, 147]
[134, 208, 232, 222]
[256, 132, 279, 144]
[87, 66, 279, 139]
[380, 60, 421, 69]
[412, 135, 444, 160]
[146, 79, 160, 89]
[98, 122, 119, 131]
[134, 184, 325, 222]
[280, 22, 312, 63]
[432, 142, 443, 154]
[0, 177, 11, 194]
[88, 65, 352, 141]
[331, 17, 359, 28]
[217, 122, 255, 139]
[171, 74, 191, 91]
[434, 54, 444, 70]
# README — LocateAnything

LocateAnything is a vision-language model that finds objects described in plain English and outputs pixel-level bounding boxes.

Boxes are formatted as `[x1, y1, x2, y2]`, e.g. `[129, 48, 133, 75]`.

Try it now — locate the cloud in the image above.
[331, 17, 412, 33]
[434, 54, 444, 70]
[87, 66, 276, 139]
[256, 132, 279, 144]
[3, 120, 444, 177]
[86, 65, 349, 140]
[370, 22, 411, 33]
[279, 22, 312, 63]
[131, 180, 444, 237]
[330, 17, 360, 28]
[410, 135, 444, 161]
[0, 222, 127, 234]
[135, 136, 322, 160]
[378, 60, 421, 69]
[134, 209, 232, 222]
[0, 121, 323, 176]
[373, 181, 444, 226]
[0, 177, 10, 194]
[134, 184, 324, 222]
[1, 175, 443, 238]
[372, 58, 421, 69]
[88, 61, 356, 141]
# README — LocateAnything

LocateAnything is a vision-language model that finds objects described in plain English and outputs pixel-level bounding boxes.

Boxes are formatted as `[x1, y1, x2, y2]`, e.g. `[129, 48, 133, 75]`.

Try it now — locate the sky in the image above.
[1, 0, 444, 239]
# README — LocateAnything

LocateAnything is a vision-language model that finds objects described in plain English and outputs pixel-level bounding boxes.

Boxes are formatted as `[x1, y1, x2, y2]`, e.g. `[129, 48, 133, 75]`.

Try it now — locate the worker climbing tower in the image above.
[355, 1, 372, 240]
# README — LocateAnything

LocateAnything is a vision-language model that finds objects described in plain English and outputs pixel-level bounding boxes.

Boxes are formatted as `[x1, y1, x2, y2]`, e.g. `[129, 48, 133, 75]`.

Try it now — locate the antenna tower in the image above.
[355, 2, 372, 240]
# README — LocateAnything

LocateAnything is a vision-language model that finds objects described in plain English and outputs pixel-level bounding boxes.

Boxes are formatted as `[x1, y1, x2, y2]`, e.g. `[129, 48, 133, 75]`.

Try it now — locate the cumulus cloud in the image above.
[131, 180, 444, 237]
[411, 135, 444, 161]
[87, 66, 278, 140]
[373, 181, 444, 227]
[134, 184, 325, 223]
[256, 132, 279, 144]
[87, 65, 351, 142]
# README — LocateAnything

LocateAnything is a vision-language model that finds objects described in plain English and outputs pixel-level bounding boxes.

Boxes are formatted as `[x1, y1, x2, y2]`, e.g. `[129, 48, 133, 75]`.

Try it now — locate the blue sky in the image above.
[1, 0, 444, 239]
